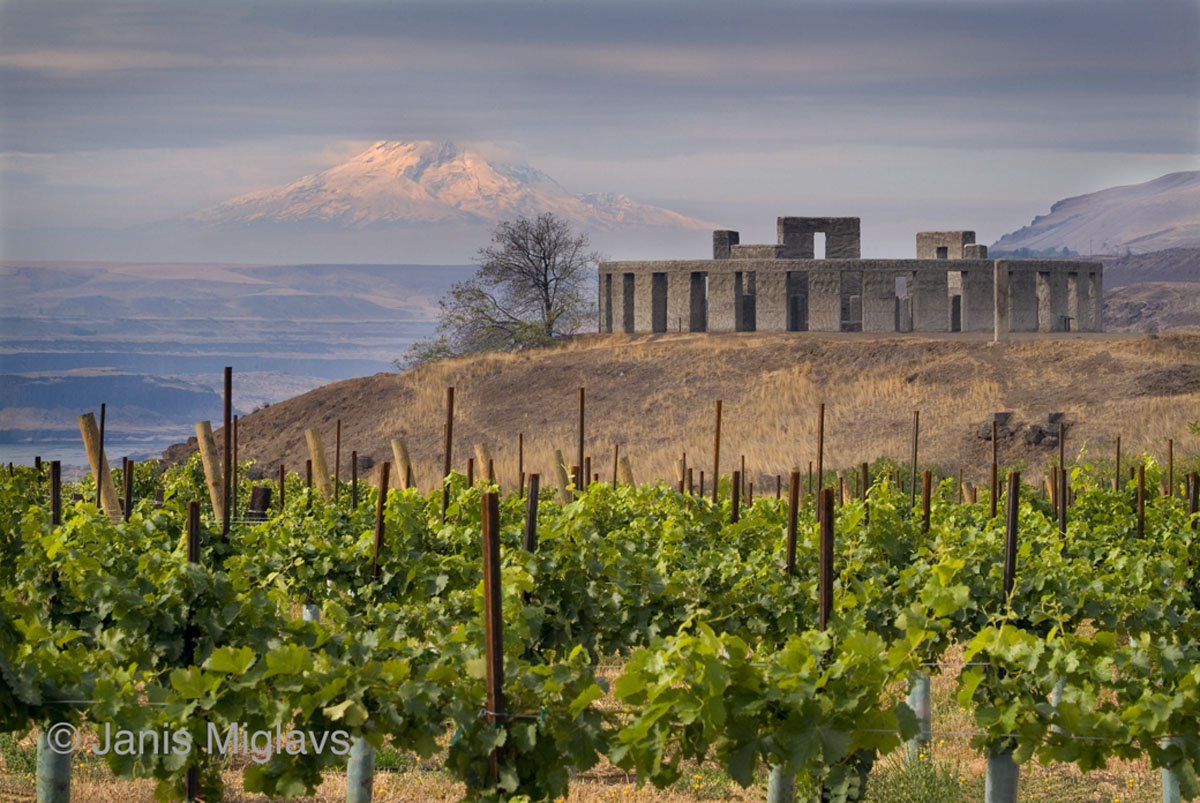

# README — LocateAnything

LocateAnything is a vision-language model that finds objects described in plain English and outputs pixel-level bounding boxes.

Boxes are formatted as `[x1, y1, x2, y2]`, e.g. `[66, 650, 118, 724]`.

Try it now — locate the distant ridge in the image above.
[196, 140, 717, 231]
[991, 171, 1200, 256]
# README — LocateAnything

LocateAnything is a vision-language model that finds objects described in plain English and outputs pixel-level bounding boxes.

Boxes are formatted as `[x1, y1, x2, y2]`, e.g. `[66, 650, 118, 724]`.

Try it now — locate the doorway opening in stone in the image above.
[786, 271, 808, 331]
[651, 273, 667, 333]
[735, 271, 757, 331]
[690, 272, 708, 332]
[840, 271, 863, 332]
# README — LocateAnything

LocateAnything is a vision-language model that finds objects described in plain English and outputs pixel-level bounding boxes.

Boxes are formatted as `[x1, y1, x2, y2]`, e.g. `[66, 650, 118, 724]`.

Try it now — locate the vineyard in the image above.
[3, 399, 1200, 803]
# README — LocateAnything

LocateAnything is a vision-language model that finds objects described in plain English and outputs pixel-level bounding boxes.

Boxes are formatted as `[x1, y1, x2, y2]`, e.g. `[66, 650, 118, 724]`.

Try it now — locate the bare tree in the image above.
[400, 213, 601, 366]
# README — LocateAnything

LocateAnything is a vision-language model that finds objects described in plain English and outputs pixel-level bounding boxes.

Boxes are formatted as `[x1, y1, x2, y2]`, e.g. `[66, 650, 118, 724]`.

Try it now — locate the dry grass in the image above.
[224, 331, 1200, 493]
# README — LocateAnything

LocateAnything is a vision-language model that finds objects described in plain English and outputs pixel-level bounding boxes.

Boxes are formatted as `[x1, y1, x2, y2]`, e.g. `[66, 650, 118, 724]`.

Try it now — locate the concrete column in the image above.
[862, 269, 894, 332]
[993, 262, 1009, 340]
[1008, 269, 1038, 332]
[633, 271, 653, 333]
[708, 271, 736, 332]
[713, 230, 739, 259]
[1089, 271, 1104, 332]
[756, 270, 786, 331]
[807, 266, 841, 331]
[963, 266, 994, 332]
[666, 271, 689, 333]
[912, 269, 949, 331]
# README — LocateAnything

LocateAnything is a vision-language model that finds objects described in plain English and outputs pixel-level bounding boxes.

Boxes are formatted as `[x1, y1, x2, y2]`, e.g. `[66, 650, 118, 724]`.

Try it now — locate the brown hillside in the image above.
[1104, 282, 1200, 332]
[190, 332, 1200, 492]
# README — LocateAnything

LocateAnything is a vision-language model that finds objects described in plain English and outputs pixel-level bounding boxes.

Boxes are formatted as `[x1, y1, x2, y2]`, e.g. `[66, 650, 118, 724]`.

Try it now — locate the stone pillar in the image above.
[963, 266, 994, 332]
[825, 219, 862, 258]
[707, 270, 736, 332]
[1067, 272, 1080, 332]
[777, 219, 815, 258]
[911, 268, 949, 331]
[861, 269, 895, 332]
[666, 270, 690, 333]
[993, 262, 1009, 340]
[1007, 268, 1038, 332]
[807, 266, 841, 331]
[756, 269, 786, 331]
[713, 230, 740, 260]
[633, 271, 653, 333]
[1090, 270, 1104, 332]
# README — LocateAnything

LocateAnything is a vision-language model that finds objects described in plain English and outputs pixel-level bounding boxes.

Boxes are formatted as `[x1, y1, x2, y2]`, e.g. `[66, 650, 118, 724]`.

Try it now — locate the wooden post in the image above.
[304, 428, 334, 501]
[1137, 464, 1145, 539]
[334, 419, 341, 505]
[122, 457, 133, 521]
[700, 470, 705, 497]
[278, 463, 286, 513]
[864, 463, 873, 525]
[618, 455, 635, 487]
[991, 420, 999, 519]
[740, 454, 746, 497]
[1114, 435, 1121, 491]
[51, 461, 61, 525]
[467, 457, 475, 486]
[1188, 472, 1198, 529]
[577, 387, 585, 491]
[731, 470, 740, 523]
[371, 462, 390, 581]
[807, 461, 813, 496]
[442, 386, 455, 523]
[712, 400, 723, 504]
[78, 412, 122, 519]
[1003, 472, 1020, 600]
[481, 491, 506, 785]
[232, 415, 239, 522]
[305, 459, 313, 500]
[584, 456, 590, 489]
[475, 443, 493, 482]
[184, 499, 201, 802]
[909, 409, 919, 515]
[391, 437, 414, 490]
[676, 458, 686, 493]
[192, 420, 225, 523]
[612, 442, 619, 488]
[552, 449, 571, 501]
[688, 467, 694, 495]
[98, 402, 106, 505]
[518, 432, 524, 495]
[786, 471, 800, 575]
[351, 451, 358, 507]
[776, 474, 782, 500]
[1058, 424, 1067, 538]
[818, 488, 834, 631]
[223, 366, 232, 535]
[922, 469, 932, 533]
[570, 465, 580, 491]
[816, 403, 825, 509]
[1167, 438, 1174, 497]
[524, 474, 540, 552]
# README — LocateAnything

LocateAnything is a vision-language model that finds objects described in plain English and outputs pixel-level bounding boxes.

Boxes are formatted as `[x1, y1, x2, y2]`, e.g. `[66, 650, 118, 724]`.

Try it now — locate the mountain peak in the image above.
[196, 140, 716, 231]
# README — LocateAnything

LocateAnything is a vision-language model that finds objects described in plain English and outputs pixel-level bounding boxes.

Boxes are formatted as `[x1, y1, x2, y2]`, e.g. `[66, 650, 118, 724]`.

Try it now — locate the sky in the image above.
[1, 0, 1197, 260]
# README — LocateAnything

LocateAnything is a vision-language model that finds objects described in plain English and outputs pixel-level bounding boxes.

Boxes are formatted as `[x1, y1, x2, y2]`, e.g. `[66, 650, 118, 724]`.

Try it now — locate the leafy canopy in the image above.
[400, 213, 600, 367]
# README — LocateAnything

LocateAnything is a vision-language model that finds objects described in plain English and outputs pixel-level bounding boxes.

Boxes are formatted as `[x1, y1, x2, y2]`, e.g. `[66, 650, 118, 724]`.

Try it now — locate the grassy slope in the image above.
[221, 331, 1200, 492]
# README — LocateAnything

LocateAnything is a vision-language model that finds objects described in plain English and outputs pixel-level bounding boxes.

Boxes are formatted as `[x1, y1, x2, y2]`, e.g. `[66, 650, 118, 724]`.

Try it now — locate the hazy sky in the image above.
[1, 0, 1197, 259]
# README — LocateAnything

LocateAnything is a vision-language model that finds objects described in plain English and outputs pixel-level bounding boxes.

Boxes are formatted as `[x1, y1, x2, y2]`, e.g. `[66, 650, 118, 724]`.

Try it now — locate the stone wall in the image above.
[599, 255, 1102, 335]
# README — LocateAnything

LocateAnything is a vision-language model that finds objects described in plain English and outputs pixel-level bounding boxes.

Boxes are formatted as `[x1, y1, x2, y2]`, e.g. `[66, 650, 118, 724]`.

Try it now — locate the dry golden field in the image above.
[207, 331, 1200, 493]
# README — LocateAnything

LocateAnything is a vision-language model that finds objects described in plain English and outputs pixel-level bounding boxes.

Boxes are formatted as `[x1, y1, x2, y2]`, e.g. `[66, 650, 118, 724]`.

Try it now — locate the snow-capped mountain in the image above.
[196, 141, 715, 231]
